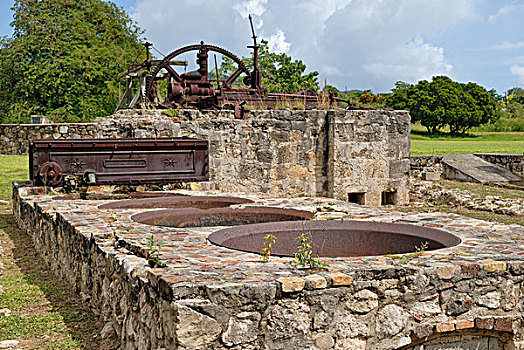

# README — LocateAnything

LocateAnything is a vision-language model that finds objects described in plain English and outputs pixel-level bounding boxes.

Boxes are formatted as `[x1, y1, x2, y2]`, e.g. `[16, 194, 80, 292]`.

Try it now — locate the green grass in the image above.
[0, 155, 29, 201]
[0, 210, 117, 348]
[0, 156, 117, 348]
[472, 116, 524, 132]
[410, 129, 524, 155]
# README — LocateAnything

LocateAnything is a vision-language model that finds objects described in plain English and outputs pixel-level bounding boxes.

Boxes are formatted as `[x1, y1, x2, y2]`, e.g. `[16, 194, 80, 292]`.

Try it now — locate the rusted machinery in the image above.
[117, 15, 353, 117]
[29, 138, 208, 187]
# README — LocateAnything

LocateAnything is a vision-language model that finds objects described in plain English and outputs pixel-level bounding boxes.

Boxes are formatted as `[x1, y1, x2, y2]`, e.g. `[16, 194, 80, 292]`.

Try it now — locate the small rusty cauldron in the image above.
[131, 207, 314, 228]
[99, 196, 253, 210]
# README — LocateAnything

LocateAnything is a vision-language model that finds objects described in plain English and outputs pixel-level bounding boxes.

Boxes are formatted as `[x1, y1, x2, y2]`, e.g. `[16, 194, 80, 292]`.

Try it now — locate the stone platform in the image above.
[12, 186, 524, 350]
[442, 154, 522, 183]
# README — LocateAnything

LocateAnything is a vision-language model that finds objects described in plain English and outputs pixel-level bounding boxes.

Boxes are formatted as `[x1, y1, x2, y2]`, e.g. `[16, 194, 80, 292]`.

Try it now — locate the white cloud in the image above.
[233, 0, 268, 19]
[130, 0, 480, 91]
[510, 65, 524, 84]
[362, 37, 453, 81]
[363, 36, 452, 81]
[132, 0, 250, 56]
[488, 3, 524, 24]
[492, 42, 524, 50]
[267, 30, 290, 54]
[310, 0, 472, 89]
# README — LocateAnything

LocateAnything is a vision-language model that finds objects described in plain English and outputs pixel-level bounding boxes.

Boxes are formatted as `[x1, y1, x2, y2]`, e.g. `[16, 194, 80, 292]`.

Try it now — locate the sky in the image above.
[1, 0, 524, 93]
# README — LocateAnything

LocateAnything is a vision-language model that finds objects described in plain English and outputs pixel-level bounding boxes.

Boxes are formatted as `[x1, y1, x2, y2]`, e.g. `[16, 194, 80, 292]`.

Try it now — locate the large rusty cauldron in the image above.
[208, 220, 461, 257]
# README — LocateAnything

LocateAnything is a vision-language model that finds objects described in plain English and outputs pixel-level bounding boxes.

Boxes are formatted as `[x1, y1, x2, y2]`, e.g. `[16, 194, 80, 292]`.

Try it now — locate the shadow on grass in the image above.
[410, 129, 480, 139]
[0, 209, 119, 349]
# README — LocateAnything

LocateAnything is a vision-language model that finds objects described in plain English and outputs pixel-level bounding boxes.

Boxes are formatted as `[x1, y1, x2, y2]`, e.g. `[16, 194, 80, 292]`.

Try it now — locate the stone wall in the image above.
[475, 153, 524, 179]
[95, 109, 411, 205]
[12, 187, 524, 350]
[0, 123, 97, 154]
[410, 154, 524, 180]
[1, 109, 411, 205]
[328, 111, 410, 205]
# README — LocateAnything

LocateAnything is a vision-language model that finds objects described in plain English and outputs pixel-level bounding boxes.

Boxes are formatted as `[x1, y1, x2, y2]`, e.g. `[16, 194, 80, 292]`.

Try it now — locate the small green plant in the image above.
[144, 234, 164, 267]
[162, 108, 180, 118]
[294, 231, 328, 268]
[261, 234, 277, 262]
[387, 241, 428, 265]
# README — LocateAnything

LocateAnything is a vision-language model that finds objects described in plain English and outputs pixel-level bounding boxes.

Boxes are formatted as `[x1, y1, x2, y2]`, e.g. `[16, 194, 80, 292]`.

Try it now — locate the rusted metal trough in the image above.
[29, 137, 208, 187]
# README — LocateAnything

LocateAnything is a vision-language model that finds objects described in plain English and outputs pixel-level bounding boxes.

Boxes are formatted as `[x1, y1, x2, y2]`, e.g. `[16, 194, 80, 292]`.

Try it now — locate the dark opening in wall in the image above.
[382, 191, 397, 205]
[348, 192, 366, 205]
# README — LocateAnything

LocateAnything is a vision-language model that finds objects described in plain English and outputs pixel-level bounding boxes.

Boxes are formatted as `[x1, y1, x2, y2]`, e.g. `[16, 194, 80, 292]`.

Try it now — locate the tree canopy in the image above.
[0, 0, 144, 123]
[386, 76, 499, 134]
[218, 40, 319, 94]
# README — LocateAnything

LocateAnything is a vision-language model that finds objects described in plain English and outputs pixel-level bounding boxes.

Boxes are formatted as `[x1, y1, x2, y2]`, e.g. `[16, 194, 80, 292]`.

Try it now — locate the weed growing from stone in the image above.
[294, 231, 328, 268]
[144, 234, 164, 267]
[261, 234, 276, 262]
[387, 241, 428, 265]
[161, 108, 180, 118]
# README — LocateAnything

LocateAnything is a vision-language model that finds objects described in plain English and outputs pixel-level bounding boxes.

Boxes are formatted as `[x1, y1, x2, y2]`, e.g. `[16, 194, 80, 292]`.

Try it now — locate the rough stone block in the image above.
[494, 317, 513, 332]
[435, 322, 455, 333]
[436, 264, 455, 280]
[327, 272, 353, 286]
[482, 261, 506, 272]
[346, 289, 379, 313]
[422, 171, 441, 181]
[313, 333, 335, 350]
[475, 317, 494, 330]
[456, 261, 480, 276]
[222, 311, 261, 346]
[278, 277, 306, 293]
[389, 159, 410, 179]
[175, 303, 221, 349]
[376, 304, 408, 337]
[478, 291, 501, 309]
[305, 274, 327, 289]
[414, 323, 434, 339]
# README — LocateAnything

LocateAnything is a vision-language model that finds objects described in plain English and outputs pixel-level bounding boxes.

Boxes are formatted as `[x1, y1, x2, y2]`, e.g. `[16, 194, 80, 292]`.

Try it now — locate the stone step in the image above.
[442, 154, 521, 183]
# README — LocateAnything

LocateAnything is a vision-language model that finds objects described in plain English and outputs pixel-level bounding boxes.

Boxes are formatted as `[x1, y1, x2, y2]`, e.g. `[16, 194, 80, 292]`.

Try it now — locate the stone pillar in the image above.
[328, 110, 410, 206]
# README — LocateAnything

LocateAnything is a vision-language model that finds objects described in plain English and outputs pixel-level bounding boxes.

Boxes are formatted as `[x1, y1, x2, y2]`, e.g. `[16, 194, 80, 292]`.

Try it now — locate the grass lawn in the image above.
[0, 156, 117, 348]
[0, 208, 117, 349]
[0, 155, 29, 201]
[410, 130, 524, 155]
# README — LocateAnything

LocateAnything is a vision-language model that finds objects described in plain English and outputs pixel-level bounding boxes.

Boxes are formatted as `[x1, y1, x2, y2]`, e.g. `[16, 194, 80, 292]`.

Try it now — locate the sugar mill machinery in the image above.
[116, 15, 353, 117]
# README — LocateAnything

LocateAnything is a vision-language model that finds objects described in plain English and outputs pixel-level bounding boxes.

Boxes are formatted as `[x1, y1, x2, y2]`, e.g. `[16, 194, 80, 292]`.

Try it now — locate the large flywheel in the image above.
[145, 41, 253, 108]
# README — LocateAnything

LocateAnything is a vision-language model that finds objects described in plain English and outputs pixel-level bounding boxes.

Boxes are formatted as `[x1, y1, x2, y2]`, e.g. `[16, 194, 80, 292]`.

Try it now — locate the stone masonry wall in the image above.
[12, 187, 524, 350]
[410, 154, 524, 180]
[328, 111, 410, 205]
[1, 109, 411, 205]
[95, 109, 411, 205]
[0, 123, 97, 154]
[475, 154, 524, 179]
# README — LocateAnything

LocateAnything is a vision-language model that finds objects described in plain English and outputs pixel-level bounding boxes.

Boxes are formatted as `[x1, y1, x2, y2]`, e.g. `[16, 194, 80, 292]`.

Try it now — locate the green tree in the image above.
[507, 87, 524, 105]
[386, 76, 499, 135]
[216, 40, 319, 94]
[0, 0, 144, 123]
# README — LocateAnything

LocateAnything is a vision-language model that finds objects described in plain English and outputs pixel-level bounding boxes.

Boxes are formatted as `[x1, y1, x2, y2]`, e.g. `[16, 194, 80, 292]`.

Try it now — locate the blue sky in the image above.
[1, 0, 524, 94]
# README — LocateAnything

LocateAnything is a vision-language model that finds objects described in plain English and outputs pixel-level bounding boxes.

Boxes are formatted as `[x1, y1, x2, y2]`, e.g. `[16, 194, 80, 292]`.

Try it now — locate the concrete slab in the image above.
[442, 154, 521, 183]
